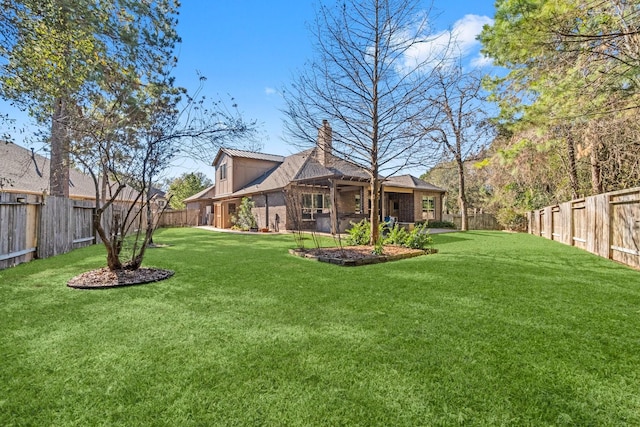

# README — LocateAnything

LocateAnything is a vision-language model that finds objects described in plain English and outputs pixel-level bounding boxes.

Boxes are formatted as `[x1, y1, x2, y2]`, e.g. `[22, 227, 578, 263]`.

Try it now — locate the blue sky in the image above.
[3, 0, 497, 179]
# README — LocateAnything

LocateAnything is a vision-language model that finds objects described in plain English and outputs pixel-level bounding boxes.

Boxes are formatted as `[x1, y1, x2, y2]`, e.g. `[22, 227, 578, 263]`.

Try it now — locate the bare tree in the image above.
[283, 0, 444, 244]
[425, 64, 492, 231]
[72, 79, 256, 271]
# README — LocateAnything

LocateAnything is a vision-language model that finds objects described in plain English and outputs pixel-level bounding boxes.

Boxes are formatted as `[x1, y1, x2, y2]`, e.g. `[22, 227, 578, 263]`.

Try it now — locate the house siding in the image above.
[251, 191, 287, 232]
[215, 153, 233, 195]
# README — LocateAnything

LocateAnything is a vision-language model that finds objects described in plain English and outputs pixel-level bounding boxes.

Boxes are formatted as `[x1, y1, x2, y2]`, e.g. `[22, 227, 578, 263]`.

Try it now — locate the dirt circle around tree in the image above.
[67, 267, 174, 289]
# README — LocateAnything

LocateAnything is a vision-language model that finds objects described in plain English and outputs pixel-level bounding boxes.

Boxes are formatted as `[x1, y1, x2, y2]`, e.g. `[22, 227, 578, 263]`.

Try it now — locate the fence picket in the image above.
[529, 187, 640, 269]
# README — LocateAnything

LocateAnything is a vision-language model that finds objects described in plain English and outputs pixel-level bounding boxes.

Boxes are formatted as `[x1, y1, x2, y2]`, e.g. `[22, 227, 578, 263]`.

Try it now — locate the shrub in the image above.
[346, 219, 371, 245]
[496, 208, 527, 232]
[231, 197, 258, 231]
[383, 224, 409, 246]
[426, 220, 456, 229]
[404, 223, 433, 250]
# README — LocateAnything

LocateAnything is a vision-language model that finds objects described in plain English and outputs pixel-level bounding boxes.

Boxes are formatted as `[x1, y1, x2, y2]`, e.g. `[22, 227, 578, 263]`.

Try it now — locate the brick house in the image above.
[186, 121, 446, 233]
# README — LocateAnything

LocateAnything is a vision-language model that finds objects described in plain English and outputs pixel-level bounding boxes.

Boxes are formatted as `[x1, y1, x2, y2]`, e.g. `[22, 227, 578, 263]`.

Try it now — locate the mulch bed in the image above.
[290, 245, 435, 266]
[67, 267, 174, 289]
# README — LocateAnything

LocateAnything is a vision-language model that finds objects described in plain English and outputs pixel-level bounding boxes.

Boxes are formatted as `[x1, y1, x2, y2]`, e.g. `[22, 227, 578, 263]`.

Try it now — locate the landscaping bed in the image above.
[289, 245, 435, 266]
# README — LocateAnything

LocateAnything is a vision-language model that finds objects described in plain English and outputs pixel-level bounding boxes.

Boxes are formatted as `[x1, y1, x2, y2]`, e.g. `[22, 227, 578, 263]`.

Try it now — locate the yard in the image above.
[1, 228, 639, 425]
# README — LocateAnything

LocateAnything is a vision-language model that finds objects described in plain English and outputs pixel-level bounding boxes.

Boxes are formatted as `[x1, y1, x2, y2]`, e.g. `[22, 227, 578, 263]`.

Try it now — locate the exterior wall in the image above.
[214, 153, 233, 196]
[251, 191, 287, 232]
[414, 191, 443, 222]
[232, 158, 280, 192]
[185, 200, 215, 225]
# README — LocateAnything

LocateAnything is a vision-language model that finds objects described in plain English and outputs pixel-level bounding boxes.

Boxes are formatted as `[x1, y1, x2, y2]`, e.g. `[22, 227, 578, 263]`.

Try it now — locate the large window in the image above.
[354, 193, 361, 214]
[302, 193, 330, 220]
[422, 196, 435, 219]
[219, 163, 227, 180]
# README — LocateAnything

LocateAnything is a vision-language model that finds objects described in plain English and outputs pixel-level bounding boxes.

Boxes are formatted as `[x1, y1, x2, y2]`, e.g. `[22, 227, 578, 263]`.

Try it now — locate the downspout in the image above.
[265, 193, 269, 230]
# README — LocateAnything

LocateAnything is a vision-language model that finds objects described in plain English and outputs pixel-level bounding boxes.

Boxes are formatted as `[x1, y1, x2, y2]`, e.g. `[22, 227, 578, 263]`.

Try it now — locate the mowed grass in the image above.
[1, 229, 639, 426]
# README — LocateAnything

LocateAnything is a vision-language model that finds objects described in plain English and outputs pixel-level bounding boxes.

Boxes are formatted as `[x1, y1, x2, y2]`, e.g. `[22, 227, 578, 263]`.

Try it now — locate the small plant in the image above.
[383, 224, 409, 246]
[232, 197, 258, 231]
[404, 223, 433, 250]
[346, 219, 371, 245]
[372, 239, 384, 255]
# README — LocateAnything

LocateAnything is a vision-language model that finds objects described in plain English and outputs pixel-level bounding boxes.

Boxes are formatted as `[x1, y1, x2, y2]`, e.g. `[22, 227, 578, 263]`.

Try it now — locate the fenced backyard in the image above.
[528, 186, 640, 269]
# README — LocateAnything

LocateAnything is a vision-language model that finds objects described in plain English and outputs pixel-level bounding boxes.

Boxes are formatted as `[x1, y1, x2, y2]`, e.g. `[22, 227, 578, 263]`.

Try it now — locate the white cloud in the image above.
[451, 14, 493, 57]
[265, 87, 277, 96]
[470, 53, 493, 68]
[401, 14, 494, 70]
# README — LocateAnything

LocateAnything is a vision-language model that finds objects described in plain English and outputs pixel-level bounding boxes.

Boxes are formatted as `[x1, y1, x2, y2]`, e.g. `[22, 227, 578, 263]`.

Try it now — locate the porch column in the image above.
[329, 179, 337, 234]
[380, 185, 386, 221]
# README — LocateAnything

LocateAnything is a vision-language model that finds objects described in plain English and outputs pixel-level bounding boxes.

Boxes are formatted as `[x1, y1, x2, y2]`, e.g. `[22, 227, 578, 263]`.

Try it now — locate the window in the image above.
[422, 196, 435, 219]
[219, 163, 227, 180]
[302, 193, 330, 220]
[354, 193, 361, 214]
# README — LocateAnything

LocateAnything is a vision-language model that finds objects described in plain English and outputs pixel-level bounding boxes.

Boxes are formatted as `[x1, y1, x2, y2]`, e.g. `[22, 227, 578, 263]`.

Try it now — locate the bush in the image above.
[383, 224, 408, 246]
[426, 220, 456, 229]
[496, 208, 527, 232]
[346, 219, 371, 245]
[404, 223, 433, 250]
[231, 197, 258, 231]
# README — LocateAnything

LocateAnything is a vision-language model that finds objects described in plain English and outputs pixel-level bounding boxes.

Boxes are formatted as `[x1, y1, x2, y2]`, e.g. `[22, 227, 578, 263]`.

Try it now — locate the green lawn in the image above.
[1, 229, 639, 426]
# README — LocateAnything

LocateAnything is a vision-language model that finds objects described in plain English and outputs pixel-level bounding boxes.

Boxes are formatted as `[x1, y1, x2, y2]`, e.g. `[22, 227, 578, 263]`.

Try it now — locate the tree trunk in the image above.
[566, 133, 579, 199]
[456, 157, 468, 231]
[94, 209, 123, 271]
[590, 138, 603, 194]
[369, 177, 381, 245]
[50, 97, 70, 197]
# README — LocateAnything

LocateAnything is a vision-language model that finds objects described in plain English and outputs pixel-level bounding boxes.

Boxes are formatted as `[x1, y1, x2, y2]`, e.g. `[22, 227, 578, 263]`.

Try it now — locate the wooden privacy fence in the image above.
[528, 187, 640, 269]
[156, 209, 199, 227]
[0, 193, 103, 269]
[444, 212, 502, 230]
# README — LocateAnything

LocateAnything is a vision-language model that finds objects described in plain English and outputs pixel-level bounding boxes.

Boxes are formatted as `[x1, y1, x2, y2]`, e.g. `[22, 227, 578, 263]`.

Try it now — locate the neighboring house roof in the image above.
[183, 184, 216, 202]
[0, 141, 97, 198]
[212, 147, 285, 166]
[384, 174, 446, 192]
[0, 141, 157, 202]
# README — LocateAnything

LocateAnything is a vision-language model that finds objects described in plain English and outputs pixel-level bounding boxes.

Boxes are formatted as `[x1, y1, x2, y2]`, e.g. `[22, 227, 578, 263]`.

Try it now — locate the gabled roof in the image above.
[0, 141, 159, 202]
[212, 147, 285, 166]
[183, 184, 216, 202]
[0, 141, 97, 198]
[384, 174, 446, 192]
[215, 145, 444, 199]
[231, 149, 313, 197]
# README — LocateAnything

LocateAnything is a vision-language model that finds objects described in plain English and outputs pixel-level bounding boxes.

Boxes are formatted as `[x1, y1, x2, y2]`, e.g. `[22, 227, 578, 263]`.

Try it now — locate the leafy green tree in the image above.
[0, 0, 181, 197]
[168, 172, 213, 210]
[480, 0, 640, 196]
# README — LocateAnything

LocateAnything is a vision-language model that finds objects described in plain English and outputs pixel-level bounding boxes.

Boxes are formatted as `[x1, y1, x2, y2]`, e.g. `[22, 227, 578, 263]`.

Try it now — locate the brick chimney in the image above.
[317, 120, 332, 166]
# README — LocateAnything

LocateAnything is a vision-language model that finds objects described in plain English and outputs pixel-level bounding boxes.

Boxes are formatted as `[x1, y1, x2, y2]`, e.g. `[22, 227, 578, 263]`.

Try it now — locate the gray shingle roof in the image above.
[384, 174, 446, 192]
[0, 141, 154, 202]
[0, 141, 97, 198]
[183, 184, 216, 202]
[217, 146, 444, 198]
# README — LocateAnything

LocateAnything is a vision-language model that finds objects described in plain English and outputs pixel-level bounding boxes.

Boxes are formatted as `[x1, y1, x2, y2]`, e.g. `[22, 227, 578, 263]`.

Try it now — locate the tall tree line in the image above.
[475, 0, 640, 219]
